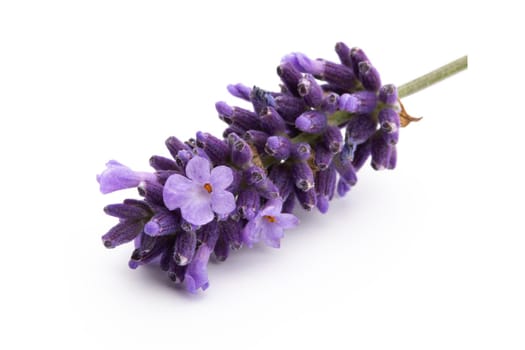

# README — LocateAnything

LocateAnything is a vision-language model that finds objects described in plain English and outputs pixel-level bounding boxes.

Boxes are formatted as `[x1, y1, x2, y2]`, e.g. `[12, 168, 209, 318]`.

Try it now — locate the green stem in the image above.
[397, 55, 468, 98]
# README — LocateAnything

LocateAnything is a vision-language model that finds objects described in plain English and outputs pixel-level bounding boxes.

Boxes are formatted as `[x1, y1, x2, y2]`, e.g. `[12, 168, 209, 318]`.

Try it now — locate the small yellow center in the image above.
[264, 215, 276, 223]
[204, 183, 213, 193]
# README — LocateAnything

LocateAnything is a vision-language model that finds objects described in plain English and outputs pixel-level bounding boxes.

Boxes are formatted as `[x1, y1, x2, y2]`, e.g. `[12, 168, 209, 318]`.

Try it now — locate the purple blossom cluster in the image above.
[97, 42, 401, 293]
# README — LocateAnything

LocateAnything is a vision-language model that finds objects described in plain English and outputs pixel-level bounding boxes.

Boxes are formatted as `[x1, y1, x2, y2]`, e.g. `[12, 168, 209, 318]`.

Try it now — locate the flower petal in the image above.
[211, 190, 236, 216]
[210, 165, 233, 190]
[163, 174, 194, 210]
[261, 198, 284, 216]
[180, 195, 214, 226]
[261, 221, 284, 248]
[276, 213, 299, 229]
[185, 156, 211, 184]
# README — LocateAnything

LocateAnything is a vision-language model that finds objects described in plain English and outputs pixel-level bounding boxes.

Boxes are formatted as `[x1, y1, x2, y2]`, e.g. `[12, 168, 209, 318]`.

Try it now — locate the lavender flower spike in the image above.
[95, 40, 462, 293]
[242, 199, 299, 248]
[163, 156, 235, 226]
[97, 160, 156, 194]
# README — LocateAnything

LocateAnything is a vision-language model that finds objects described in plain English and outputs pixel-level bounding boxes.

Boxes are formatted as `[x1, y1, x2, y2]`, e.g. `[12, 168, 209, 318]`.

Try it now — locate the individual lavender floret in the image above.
[138, 180, 164, 206]
[334, 154, 358, 186]
[297, 74, 323, 107]
[260, 106, 286, 134]
[244, 130, 269, 153]
[371, 133, 396, 170]
[282, 192, 296, 213]
[103, 200, 152, 220]
[149, 155, 178, 171]
[219, 218, 243, 250]
[215, 101, 234, 122]
[163, 156, 235, 225]
[378, 84, 398, 105]
[320, 92, 339, 114]
[358, 61, 381, 91]
[228, 133, 253, 167]
[281, 52, 323, 75]
[291, 142, 311, 161]
[214, 234, 230, 262]
[295, 187, 317, 210]
[337, 178, 351, 197]
[129, 234, 171, 269]
[144, 210, 179, 237]
[165, 136, 189, 159]
[196, 220, 219, 248]
[265, 136, 292, 160]
[237, 188, 260, 220]
[227, 83, 252, 101]
[102, 220, 145, 248]
[174, 149, 193, 169]
[292, 161, 315, 192]
[339, 91, 378, 114]
[349, 47, 370, 76]
[282, 52, 358, 90]
[269, 164, 295, 200]
[244, 165, 266, 185]
[323, 125, 343, 154]
[335, 41, 352, 67]
[174, 230, 197, 266]
[274, 94, 307, 124]
[315, 166, 337, 213]
[295, 111, 327, 133]
[314, 144, 333, 170]
[242, 199, 299, 248]
[196, 131, 230, 164]
[351, 140, 372, 171]
[250, 86, 275, 115]
[255, 178, 280, 200]
[345, 114, 377, 153]
[97, 160, 156, 194]
[378, 108, 400, 135]
[277, 61, 303, 97]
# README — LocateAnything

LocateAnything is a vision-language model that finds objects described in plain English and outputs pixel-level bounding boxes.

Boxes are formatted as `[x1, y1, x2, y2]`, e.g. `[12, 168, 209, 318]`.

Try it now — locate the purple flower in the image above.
[184, 243, 213, 293]
[98, 40, 408, 293]
[97, 160, 156, 194]
[163, 156, 236, 226]
[242, 199, 299, 248]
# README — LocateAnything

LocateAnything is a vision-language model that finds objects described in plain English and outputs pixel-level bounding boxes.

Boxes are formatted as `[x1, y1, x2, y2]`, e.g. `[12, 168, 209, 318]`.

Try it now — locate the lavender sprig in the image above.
[97, 42, 468, 293]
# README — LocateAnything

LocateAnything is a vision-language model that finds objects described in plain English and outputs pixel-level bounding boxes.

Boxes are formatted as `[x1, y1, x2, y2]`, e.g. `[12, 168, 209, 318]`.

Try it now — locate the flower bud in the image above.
[265, 136, 292, 160]
[291, 142, 311, 161]
[277, 61, 303, 97]
[274, 95, 307, 124]
[335, 41, 352, 67]
[295, 111, 327, 133]
[260, 106, 286, 134]
[102, 220, 144, 249]
[227, 83, 252, 101]
[228, 133, 253, 167]
[292, 161, 315, 192]
[297, 74, 323, 107]
[323, 125, 343, 154]
[378, 84, 398, 105]
[174, 230, 197, 266]
[358, 61, 381, 91]
[144, 210, 180, 237]
[196, 131, 229, 164]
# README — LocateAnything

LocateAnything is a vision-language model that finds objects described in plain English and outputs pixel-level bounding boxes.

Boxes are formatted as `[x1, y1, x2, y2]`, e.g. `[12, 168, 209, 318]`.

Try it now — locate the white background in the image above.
[1, 1, 523, 349]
